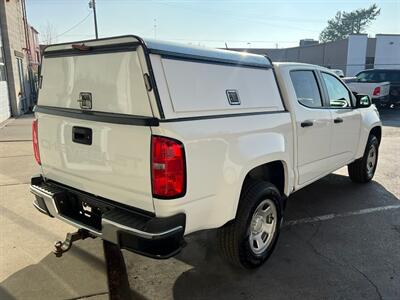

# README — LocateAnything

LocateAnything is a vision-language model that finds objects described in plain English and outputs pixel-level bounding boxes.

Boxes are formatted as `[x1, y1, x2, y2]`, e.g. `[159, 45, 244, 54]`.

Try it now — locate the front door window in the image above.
[322, 72, 352, 108]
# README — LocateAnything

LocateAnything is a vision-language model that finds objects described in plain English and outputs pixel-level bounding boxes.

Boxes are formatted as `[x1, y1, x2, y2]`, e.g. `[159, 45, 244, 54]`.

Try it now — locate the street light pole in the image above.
[89, 0, 99, 39]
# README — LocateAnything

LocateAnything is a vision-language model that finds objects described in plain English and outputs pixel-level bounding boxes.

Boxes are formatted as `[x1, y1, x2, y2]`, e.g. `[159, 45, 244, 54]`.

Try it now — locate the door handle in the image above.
[334, 117, 343, 124]
[72, 127, 92, 145]
[301, 120, 314, 127]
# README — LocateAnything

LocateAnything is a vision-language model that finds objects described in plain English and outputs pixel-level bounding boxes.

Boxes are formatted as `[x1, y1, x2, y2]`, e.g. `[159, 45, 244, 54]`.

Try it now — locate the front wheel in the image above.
[348, 134, 379, 183]
[217, 180, 282, 269]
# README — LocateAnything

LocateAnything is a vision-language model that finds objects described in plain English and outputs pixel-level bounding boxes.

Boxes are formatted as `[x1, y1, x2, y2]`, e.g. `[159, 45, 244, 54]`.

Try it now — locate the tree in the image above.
[320, 4, 380, 43]
[41, 22, 58, 45]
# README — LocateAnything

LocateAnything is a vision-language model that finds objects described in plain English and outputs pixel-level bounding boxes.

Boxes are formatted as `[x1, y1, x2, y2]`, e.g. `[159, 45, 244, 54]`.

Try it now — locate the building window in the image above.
[365, 57, 375, 69]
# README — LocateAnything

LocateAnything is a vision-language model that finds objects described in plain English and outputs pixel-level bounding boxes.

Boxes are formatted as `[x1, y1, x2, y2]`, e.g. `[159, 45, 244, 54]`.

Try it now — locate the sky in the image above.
[26, 0, 400, 48]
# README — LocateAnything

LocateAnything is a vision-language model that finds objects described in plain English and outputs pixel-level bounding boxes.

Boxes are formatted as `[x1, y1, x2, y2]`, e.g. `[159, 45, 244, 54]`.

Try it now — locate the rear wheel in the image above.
[348, 134, 379, 183]
[217, 180, 282, 269]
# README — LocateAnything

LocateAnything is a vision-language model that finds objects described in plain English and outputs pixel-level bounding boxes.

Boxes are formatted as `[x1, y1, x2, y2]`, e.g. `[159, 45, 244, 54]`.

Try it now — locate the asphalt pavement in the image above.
[0, 109, 399, 300]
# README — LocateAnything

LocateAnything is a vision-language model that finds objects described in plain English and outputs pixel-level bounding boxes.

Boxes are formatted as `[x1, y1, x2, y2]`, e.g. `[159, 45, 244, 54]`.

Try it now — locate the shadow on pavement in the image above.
[379, 107, 400, 128]
[0, 240, 108, 300]
[1, 177, 398, 299]
[170, 174, 399, 300]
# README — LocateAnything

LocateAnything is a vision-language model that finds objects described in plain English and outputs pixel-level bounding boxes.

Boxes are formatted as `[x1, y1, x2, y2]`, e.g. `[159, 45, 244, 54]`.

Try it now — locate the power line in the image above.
[46, 11, 93, 42]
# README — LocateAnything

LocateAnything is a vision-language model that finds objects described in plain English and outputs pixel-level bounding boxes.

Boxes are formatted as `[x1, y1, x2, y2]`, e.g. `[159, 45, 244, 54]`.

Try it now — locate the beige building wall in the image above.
[0, 0, 32, 116]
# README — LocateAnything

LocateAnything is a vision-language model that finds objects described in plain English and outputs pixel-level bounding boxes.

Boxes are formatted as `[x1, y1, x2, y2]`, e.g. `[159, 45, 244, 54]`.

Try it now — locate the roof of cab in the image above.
[143, 38, 271, 69]
[273, 62, 332, 71]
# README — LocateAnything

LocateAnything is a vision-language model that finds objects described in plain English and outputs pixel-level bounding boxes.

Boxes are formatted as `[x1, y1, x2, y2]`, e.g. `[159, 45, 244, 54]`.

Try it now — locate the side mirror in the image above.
[355, 94, 371, 108]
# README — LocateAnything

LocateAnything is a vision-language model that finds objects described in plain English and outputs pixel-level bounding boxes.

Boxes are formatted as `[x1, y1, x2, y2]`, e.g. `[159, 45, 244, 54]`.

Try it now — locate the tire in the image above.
[217, 180, 283, 269]
[348, 134, 379, 183]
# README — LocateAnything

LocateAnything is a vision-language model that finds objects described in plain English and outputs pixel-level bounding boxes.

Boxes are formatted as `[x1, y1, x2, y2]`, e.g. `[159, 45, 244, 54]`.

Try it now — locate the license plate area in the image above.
[55, 192, 104, 231]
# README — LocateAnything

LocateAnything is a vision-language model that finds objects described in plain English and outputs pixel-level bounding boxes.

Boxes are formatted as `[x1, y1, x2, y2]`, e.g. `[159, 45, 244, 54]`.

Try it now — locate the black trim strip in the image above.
[265, 56, 288, 112]
[159, 110, 288, 123]
[44, 42, 140, 58]
[149, 49, 272, 70]
[34, 105, 287, 125]
[137, 37, 166, 119]
[34, 105, 159, 126]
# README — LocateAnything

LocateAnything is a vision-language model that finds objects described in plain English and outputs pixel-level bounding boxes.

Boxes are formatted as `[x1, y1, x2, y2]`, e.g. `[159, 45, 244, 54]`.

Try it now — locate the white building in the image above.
[230, 34, 400, 77]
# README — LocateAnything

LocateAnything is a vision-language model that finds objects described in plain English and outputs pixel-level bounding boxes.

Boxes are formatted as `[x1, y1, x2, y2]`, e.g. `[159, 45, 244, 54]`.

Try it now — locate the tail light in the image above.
[151, 136, 186, 198]
[32, 119, 41, 165]
[373, 86, 381, 96]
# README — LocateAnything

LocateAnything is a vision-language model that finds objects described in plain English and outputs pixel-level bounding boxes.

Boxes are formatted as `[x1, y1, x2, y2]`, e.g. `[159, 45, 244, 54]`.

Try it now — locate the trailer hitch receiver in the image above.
[53, 229, 95, 257]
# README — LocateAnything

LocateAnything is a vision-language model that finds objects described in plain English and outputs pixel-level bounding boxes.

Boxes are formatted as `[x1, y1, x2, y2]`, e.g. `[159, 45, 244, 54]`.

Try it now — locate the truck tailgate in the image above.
[36, 37, 156, 213]
[37, 115, 154, 212]
[346, 81, 390, 98]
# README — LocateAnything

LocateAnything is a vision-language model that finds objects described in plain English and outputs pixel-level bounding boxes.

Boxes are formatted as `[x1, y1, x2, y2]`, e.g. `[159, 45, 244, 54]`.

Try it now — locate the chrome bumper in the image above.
[30, 176, 186, 259]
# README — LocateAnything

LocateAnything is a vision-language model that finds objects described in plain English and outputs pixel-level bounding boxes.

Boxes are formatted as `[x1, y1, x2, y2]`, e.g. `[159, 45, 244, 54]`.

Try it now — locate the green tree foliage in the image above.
[320, 4, 380, 43]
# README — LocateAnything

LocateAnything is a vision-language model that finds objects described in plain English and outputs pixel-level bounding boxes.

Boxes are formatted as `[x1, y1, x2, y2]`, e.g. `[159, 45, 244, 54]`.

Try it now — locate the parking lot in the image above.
[0, 109, 399, 300]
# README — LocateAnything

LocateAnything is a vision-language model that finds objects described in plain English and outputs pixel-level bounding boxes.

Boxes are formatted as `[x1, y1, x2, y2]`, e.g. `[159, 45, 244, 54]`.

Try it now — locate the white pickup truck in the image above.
[31, 36, 382, 269]
[343, 76, 390, 108]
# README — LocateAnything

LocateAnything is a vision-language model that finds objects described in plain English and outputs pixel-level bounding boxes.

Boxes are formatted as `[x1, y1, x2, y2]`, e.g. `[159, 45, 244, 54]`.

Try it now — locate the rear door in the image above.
[289, 69, 333, 185]
[37, 37, 157, 212]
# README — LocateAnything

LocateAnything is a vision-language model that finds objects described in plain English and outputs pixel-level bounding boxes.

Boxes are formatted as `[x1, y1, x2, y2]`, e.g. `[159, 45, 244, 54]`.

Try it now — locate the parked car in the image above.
[30, 36, 382, 269]
[349, 69, 400, 108]
[343, 76, 390, 108]
[331, 69, 345, 78]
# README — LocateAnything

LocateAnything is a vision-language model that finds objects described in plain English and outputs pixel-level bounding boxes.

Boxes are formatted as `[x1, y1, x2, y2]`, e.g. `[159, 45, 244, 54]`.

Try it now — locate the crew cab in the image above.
[30, 36, 382, 268]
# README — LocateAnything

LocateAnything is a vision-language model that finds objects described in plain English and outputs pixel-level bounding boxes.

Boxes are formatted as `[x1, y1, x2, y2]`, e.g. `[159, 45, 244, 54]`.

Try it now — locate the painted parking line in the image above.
[284, 204, 400, 226]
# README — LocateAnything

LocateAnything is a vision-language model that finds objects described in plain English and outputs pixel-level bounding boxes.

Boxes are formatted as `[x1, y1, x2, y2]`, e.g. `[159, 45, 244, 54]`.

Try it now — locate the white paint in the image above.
[0, 26, 10, 123]
[160, 58, 283, 115]
[346, 81, 390, 99]
[38, 113, 155, 212]
[152, 113, 294, 234]
[37, 37, 383, 236]
[0, 80, 11, 123]
[39, 51, 153, 116]
[39, 41, 156, 212]
[374, 34, 400, 69]
[346, 35, 368, 76]
[285, 205, 400, 226]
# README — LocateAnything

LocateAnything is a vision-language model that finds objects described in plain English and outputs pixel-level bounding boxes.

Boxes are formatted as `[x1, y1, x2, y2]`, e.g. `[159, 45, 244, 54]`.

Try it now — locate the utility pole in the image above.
[89, 0, 98, 39]
[153, 18, 157, 39]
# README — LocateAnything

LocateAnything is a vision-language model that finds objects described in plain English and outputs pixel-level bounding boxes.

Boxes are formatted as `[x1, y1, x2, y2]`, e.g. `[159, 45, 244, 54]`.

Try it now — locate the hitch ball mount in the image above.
[53, 229, 96, 257]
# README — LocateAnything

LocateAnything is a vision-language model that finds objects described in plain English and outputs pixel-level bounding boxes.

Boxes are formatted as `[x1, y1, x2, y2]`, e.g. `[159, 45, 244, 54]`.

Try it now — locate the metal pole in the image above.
[91, 0, 99, 39]
[103, 241, 131, 300]
[153, 18, 157, 39]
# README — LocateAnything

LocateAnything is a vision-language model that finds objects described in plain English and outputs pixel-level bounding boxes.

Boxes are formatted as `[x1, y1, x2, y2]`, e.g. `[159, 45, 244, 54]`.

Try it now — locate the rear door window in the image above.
[290, 70, 323, 108]
[380, 71, 400, 82]
[356, 71, 377, 82]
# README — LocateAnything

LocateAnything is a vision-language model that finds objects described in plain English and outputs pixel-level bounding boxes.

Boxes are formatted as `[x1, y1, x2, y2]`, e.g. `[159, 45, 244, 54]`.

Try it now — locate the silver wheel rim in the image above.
[366, 145, 377, 176]
[249, 199, 277, 255]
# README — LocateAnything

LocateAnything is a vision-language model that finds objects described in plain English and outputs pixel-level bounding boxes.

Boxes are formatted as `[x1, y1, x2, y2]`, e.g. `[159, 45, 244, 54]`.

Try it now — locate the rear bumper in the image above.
[372, 95, 390, 106]
[30, 175, 186, 259]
